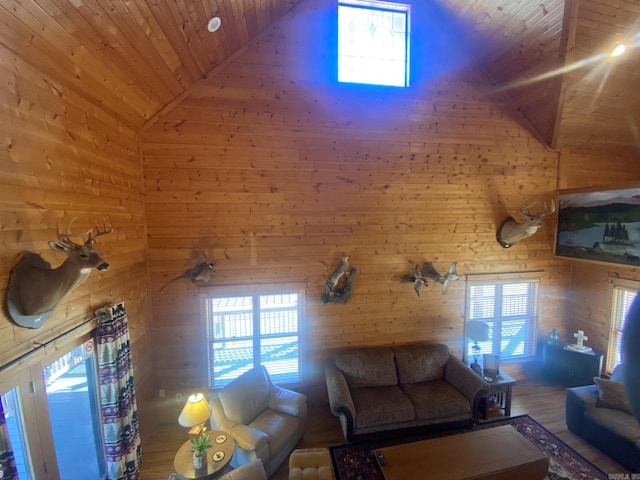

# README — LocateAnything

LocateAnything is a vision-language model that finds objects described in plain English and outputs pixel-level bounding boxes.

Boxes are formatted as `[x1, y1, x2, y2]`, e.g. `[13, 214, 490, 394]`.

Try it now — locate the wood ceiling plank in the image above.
[144, 0, 203, 82]
[170, 0, 211, 73]
[0, 1, 147, 126]
[109, 0, 186, 95]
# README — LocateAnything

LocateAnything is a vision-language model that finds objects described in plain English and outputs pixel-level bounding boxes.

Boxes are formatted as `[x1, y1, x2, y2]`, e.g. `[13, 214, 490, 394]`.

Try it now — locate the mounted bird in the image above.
[401, 261, 460, 296]
[400, 264, 429, 297]
[427, 261, 460, 294]
[159, 250, 215, 292]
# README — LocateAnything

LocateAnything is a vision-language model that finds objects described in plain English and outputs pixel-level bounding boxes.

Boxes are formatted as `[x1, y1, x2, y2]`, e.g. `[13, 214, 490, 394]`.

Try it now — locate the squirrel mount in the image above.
[321, 253, 357, 304]
[401, 261, 460, 296]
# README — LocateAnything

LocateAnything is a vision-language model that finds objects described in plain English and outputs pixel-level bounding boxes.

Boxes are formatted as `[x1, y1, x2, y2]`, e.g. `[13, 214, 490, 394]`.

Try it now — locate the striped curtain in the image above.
[0, 399, 18, 480]
[97, 302, 142, 479]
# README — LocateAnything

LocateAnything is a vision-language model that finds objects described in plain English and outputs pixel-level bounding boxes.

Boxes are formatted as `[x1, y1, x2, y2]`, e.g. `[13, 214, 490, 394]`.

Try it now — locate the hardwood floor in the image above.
[139, 379, 630, 479]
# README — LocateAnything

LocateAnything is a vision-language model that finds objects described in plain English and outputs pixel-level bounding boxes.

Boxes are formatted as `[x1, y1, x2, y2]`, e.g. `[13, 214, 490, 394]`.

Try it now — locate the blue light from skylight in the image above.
[338, 1, 410, 87]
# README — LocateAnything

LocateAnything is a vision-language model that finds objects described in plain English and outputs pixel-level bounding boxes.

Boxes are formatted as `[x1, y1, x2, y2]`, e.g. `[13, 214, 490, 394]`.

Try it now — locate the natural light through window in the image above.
[338, 1, 410, 87]
[206, 289, 304, 389]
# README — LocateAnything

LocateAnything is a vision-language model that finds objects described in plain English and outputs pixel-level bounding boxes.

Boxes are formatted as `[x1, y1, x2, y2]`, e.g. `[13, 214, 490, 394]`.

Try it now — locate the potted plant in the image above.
[190, 432, 212, 469]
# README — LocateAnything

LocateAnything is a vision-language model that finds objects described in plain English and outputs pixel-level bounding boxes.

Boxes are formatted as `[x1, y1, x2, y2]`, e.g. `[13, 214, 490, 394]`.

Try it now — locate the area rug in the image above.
[329, 415, 608, 480]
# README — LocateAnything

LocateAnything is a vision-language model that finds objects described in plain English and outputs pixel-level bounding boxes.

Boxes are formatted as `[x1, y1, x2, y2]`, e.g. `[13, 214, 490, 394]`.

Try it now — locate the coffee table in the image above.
[374, 425, 548, 480]
[174, 430, 235, 479]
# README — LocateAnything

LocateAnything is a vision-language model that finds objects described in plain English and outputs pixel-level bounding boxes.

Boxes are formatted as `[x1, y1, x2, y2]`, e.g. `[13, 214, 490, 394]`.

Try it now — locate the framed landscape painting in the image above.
[555, 183, 640, 266]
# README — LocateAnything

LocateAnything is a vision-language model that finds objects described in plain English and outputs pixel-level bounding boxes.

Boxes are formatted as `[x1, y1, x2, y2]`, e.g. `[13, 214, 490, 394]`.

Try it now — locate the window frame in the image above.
[606, 278, 639, 375]
[204, 283, 307, 390]
[337, 0, 411, 87]
[464, 275, 541, 364]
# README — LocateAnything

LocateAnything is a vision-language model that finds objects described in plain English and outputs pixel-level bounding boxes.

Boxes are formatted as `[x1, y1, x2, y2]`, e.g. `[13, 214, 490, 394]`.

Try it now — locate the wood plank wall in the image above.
[558, 148, 640, 364]
[141, 0, 571, 397]
[0, 42, 154, 401]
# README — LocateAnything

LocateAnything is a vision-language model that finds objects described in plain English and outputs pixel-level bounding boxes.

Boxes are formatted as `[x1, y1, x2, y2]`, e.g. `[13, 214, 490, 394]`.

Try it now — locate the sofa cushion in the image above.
[249, 409, 300, 459]
[400, 380, 471, 420]
[350, 386, 415, 428]
[219, 459, 267, 480]
[334, 348, 397, 387]
[394, 344, 450, 384]
[288, 448, 334, 480]
[585, 406, 640, 443]
[219, 366, 270, 424]
[583, 407, 640, 473]
[268, 385, 306, 417]
[594, 377, 633, 415]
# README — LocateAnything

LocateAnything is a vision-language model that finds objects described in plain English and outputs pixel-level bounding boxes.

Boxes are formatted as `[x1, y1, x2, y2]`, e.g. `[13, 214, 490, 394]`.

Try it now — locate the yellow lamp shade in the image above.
[178, 393, 211, 427]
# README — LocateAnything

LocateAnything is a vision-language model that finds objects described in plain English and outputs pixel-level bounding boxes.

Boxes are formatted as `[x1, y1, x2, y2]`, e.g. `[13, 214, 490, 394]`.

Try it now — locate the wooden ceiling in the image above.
[1, 0, 638, 152]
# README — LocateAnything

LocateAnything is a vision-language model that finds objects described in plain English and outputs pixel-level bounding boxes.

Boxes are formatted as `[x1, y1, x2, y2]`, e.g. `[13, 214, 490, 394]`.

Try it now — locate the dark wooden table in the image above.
[483, 371, 516, 418]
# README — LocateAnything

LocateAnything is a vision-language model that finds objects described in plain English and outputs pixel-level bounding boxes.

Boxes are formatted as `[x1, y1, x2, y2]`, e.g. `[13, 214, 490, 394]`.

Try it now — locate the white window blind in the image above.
[465, 279, 539, 362]
[606, 285, 638, 374]
[206, 290, 304, 389]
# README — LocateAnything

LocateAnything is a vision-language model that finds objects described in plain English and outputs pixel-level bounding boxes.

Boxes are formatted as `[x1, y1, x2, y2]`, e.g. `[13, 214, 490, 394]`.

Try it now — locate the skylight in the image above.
[338, 0, 410, 87]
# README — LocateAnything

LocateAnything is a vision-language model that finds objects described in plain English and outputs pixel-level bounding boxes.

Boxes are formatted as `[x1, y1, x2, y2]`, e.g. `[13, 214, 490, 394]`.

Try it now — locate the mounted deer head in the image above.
[496, 200, 555, 248]
[6, 218, 112, 328]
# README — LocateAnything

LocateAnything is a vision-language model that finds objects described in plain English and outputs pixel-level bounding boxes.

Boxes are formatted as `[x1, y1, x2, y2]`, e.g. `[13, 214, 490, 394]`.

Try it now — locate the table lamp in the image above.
[178, 393, 211, 439]
[466, 320, 490, 376]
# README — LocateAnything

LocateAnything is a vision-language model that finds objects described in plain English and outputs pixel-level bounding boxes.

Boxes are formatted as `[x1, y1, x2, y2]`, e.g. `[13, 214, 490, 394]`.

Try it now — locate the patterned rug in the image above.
[329, 415, 608, 480]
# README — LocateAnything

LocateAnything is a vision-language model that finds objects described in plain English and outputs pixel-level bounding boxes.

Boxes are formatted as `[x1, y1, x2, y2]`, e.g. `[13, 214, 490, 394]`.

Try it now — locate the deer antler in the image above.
[55, 217, 92, 248]
[87, 219, 113, 244]
[519, 200, 555, 218]
[541, 199, 556, 217]
[519, 201, 536, 216]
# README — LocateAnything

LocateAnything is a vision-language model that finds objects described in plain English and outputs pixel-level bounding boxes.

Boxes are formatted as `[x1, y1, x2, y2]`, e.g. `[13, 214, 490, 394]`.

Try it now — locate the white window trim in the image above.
[464, 273, 541, 363]
[203, 283, 307, 390]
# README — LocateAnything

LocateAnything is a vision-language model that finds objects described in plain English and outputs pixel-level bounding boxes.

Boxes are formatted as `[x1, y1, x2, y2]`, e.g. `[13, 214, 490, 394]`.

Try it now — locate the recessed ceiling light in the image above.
[208, 17, 221, 33]
[612, 44, 626, 57]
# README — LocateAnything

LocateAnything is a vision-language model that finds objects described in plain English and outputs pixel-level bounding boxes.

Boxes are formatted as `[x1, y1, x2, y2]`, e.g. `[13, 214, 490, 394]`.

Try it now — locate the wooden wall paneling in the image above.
[461, 0, 566, 148]
[557, 0, 640, 150]
[141, 0, 567, 393]
[558, 148, 640, 191]
[557, 147, 640, 366]
[0, 1, 149, 126]
[0, 32, 154, 419]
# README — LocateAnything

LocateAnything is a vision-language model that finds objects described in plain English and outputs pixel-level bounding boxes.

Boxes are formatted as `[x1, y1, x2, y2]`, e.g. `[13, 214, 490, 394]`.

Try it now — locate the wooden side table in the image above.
[483, 371, 516, 418]
[173, 430, 235, 479]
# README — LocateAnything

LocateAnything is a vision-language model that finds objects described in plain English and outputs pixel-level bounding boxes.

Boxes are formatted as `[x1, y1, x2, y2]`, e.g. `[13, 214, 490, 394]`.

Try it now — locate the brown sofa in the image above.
[325, 343, 489, 442]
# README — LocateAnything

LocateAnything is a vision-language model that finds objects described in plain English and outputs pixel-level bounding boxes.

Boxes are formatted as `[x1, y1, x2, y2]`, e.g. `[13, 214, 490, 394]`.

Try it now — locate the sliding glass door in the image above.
[0, 334, 106, 480]
[44, 342, 106, 479]
[2, 386, 35, 479]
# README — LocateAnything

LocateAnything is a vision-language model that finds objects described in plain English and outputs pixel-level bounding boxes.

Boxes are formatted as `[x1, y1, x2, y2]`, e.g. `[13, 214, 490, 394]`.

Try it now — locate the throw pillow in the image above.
[219, 366, 270, 424]
[593, 377, 633, 415]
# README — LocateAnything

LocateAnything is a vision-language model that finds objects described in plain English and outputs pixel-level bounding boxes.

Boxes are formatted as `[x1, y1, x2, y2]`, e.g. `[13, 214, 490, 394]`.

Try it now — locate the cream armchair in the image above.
[209, 366, 308, 477]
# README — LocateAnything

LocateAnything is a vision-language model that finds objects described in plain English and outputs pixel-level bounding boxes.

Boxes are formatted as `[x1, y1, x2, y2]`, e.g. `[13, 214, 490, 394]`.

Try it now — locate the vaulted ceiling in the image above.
[1, 0, 638, 152]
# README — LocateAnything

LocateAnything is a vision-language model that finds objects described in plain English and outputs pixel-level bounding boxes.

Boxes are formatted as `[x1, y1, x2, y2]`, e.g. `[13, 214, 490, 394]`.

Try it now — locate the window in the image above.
[606, 282, 638, 374]
[206, 287, 305, 389]
[465, 279, 540, 362]
[338, 0, 410, 87]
